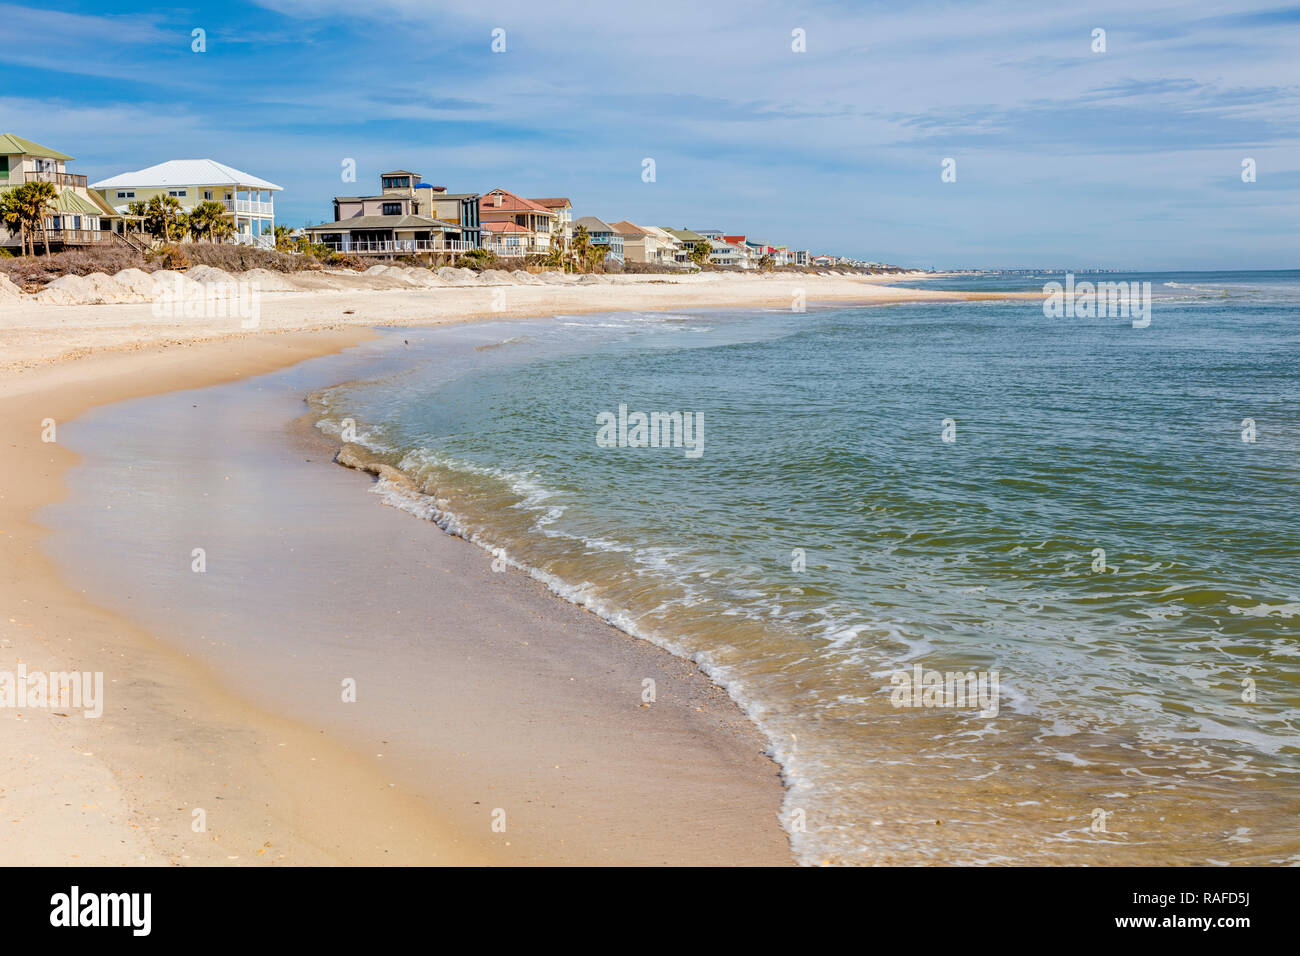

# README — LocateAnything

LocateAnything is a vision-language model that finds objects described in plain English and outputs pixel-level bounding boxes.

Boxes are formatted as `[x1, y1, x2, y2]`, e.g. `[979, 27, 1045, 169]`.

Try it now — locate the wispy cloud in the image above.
[1, 0, 1296, 268]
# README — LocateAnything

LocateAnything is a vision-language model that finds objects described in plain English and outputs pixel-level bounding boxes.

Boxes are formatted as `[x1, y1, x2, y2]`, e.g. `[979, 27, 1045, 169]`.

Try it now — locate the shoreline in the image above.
[0, 271, 1045, 373]
[2, 323, 793, 865]
[0, 330, 492, 864]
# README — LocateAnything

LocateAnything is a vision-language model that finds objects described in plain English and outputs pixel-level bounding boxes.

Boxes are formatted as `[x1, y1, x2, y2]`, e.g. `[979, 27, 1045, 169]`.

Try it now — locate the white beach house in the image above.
[92, 159, 281, 247]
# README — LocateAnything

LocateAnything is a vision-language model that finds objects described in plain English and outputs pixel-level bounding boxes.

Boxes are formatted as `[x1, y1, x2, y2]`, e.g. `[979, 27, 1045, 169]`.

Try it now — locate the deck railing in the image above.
[224, 199, 275, 216]
[314, 238, 477, 254]
[481, 241, 551, 257]
[23, 170, 88, 188]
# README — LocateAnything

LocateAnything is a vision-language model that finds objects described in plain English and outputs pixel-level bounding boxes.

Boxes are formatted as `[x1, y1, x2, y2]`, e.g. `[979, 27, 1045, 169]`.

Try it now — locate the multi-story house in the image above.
[0, 133, 119, 251]
[610, 220, 679, 265]
[479, 188, 556, 255]
[722, 235, 755, 269]
[301, 170, 479, 253]
[572, 216, 625, 262]
[530, 197, 572, 244]
[93, 159, 280, 247]
[661, 228, 710, 264]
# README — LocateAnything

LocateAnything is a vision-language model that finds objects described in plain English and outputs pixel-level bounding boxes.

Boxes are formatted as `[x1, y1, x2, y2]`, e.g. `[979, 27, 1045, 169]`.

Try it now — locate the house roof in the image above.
[381, 170, 418, 177]
[529, 197, 572, 209]
[0, 185, 104, 215]
[574, 216, 616, 233]
[302, 214, 459, 232]
[482, 220, 531, 234]
[0, 133, 73, 160]
[641, 225, 681, 244]
[92, 159, 282, 191]
[662, 227, 707, 242]
[480, 189, 552, 215]
[609, 220, 656, 237]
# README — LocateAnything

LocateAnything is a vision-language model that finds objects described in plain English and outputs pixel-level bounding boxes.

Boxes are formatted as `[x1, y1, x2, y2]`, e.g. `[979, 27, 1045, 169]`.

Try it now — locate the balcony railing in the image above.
[482, 241, 551, 257]
[231, 233, 274, 249]
[224, 199, 275, 216]
[314, 238, 477, 254]
[23, 170, 88, 188]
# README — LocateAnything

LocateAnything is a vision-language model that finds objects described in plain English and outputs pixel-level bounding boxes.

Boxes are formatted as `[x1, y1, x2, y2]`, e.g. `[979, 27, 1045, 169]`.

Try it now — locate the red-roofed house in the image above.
[479, 188, 556, 255]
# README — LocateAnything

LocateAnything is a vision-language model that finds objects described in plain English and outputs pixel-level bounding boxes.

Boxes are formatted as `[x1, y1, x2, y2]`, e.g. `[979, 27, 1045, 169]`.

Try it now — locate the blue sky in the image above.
[3, 0, 1298, 269]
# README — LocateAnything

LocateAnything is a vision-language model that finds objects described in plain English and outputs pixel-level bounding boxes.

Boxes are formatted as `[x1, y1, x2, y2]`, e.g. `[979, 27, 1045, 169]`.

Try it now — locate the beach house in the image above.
[530, 197, 573, 243]
[0, 134, 119, 251]
[610, 220, 679, 265]
[572, 216, 625, 262]
[92, 159, 281, 247]
[479, 189, 557, 255]
[661, 228, 710, 264]
[301, 170, 480, 253]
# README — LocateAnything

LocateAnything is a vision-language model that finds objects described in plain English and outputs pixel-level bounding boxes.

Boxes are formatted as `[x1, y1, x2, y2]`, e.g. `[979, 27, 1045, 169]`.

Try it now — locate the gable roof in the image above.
[529, 197, 572, 209]
[574, 216, 616, 233]
[92, 159, 282, 191]
[662, 227, 707, 242]
[609, 220, 656, 237]
[0, 133, 73, 160]
[0, 185, 104, 215]
[641, 225, 681, 244]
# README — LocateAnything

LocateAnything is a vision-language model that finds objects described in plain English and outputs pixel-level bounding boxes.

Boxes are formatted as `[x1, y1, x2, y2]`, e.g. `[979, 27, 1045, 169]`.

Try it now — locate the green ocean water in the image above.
[314, 272, 1300, 864]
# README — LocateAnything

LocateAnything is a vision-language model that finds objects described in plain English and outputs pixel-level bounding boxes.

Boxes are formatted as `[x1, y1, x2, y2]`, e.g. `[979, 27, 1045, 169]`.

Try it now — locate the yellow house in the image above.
[92, 159, 281, 247]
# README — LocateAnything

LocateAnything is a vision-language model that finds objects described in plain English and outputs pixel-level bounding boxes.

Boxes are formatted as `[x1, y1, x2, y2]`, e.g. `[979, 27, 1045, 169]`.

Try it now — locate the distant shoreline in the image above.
[0, 269, 1037, 372]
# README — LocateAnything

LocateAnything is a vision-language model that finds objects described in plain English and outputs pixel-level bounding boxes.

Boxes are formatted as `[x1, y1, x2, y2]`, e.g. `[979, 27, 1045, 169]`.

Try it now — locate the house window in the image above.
[382, 202, 402, 216]
[382, 176, 410, 190]
[0, 156, 8, 180]
[204, 190, 213, 200]
[116, 190, 135, 199]
[168, 189, 187, 197]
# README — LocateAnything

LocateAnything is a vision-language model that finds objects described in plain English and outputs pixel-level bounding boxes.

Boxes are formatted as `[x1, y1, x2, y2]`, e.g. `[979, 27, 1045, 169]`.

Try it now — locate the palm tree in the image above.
[188, 200, 227, 242]
[211, 216, 235, 244]
[145, 194, 183, 242]
[273, 224, 295, 252]
[571, 225, 591, 273]
[0, 189, 28, 256]
[542, 236, 568, 271]
[689, 239, 711, 268]
[20, 181, 59, 256]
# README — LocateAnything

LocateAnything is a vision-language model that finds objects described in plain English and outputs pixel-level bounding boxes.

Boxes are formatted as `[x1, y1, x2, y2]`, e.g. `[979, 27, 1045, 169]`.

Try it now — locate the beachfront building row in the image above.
[0, 134, 121, 251]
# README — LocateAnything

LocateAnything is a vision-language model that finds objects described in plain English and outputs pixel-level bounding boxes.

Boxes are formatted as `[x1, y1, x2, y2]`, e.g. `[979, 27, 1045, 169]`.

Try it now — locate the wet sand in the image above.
[1, 328, 791, 865]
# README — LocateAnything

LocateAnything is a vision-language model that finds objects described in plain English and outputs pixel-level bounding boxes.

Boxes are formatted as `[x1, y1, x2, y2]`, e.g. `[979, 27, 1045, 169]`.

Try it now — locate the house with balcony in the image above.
[479, 189, 557, 255]
[721, 235, 756, 269]
[610, 220, 680, 265]
[0, 133, 119, 251]
[661, 228, 711, 264]
[92, 159, 280, 247]
[573, 217, 625, 262]
[301, 170, 479, 253]
[530, 197, 573, 243]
